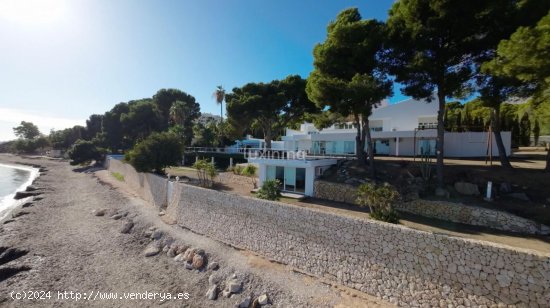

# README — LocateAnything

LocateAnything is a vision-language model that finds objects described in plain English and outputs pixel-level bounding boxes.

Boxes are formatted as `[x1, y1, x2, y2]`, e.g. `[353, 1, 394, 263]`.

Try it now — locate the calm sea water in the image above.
[0, 164, 39, 220]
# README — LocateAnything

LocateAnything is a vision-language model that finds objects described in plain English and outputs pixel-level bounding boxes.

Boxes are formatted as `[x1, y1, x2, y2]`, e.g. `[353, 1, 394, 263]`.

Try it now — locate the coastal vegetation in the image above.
[192, 159, 217, 188]
[68, 140, 105, 166]
[256, 179, 281, 201]
[306, 8, 392, 178]
[124, 132, 183, 174]
[225, 75, 319, 149]
[356, 182, 400, 223]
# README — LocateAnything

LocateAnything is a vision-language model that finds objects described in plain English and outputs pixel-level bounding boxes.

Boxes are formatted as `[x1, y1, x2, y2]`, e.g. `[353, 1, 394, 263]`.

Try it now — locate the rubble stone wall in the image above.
[108, 160, 550, 307]
[313, 180, 549, 235]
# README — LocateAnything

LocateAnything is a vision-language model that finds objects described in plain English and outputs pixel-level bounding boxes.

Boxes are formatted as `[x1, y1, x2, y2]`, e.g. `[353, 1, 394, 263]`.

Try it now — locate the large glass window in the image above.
[295, 168, 305, 193]
[344, 141, 355, 154]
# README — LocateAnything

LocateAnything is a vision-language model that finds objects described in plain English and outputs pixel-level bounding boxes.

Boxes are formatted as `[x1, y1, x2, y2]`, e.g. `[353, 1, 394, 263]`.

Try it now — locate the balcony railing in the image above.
[184, 147, 354, 160]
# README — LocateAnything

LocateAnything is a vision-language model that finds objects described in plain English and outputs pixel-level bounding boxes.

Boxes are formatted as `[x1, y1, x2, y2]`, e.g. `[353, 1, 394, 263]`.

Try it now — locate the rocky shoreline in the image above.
[0, 154, 389, 307]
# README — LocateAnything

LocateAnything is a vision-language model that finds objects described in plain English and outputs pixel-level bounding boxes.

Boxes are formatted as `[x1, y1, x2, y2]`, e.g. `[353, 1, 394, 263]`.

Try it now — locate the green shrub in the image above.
[68, 139, 105, 165]
[12, 136, 50, 154]
[125, 132, 183, 174]
[241, 164, 257, 176]
[193, 159, 217, 187]
[256, 179, 281, 201]
[356, 182, 400, 224]
[233, 165, 243, 175]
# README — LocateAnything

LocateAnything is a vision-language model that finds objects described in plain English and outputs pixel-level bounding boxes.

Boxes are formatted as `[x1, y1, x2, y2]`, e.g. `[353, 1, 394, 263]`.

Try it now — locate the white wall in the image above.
[370, 97, 439, 131]
[444, 132, 511, 157]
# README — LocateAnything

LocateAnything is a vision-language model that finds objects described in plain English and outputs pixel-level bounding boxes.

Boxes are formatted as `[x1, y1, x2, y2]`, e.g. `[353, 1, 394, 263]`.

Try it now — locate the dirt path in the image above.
[0, 155, 391, 308]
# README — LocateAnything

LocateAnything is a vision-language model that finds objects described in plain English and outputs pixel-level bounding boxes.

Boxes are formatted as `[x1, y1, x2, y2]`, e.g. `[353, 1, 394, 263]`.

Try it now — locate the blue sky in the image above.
[0, 0, 403, 141]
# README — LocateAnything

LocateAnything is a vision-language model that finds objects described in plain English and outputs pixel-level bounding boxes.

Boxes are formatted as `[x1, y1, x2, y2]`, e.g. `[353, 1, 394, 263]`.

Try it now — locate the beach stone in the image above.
[120, 220, 134, 234]
[183, 248, 196, 262]
[207, 261, 219, 271]
[454, 182, 480, 196]
[150, 229, 163, 240]
[167, 247, 177, 258]
[143, 243, 161, 257]
[176, 245, 189, 255]
[25, 185, 38, 191]
[226, 279, 242, 293]
[206, 285, 217, 300]
[184, 262, 194, 270]
[192, 254, 205, 269]
[258, 294, 268, 305]
[111, 213, 123, 220]
[222, 290, 231, 298]
[158, 210, 165, 216]
[174, 254, 185, 262]
[209, 273, 223, 285]
[14, 191, 41, 200]
[12, 211, 29, 218]
[92, 208, 107, 216]
[251, 298, 260, 308]
[21, 202, 33, 208]
[239, 296, 251, 308]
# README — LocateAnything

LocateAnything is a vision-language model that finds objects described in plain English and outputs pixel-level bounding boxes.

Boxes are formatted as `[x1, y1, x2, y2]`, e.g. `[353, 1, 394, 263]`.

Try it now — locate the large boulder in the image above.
[454, 182, 480, 196]
[14, 191, 41, 200]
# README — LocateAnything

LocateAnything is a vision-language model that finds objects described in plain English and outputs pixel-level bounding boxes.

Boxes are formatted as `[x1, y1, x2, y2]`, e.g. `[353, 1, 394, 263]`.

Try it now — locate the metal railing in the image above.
[184, 147, 355, 160]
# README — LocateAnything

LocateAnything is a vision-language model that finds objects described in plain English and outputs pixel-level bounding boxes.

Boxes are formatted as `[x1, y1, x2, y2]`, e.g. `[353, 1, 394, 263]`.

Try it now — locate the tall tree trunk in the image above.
[436, 91, 446, 189]
[220, 102, 223, 122]
[264, 126, 272, 149]
[546, 148, 550, 172]
[363, 114, 375, 178]
[491, 108, 512, 168]
[354, 114, 366, 164]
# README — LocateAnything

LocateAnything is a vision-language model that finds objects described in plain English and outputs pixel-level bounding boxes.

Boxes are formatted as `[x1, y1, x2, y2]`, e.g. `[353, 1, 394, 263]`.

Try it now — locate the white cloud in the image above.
[0, 108, 84, 141]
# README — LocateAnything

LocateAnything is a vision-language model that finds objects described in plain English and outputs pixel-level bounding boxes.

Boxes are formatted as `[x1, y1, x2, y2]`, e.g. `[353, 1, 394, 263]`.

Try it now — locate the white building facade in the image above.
[245, 97, 511, 197]
[280, 97, 511, 158]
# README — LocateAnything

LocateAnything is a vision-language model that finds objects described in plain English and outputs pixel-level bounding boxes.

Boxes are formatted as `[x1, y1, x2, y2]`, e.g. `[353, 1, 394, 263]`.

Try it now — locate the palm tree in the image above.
[212, 85, 225, 121]
[169, 101, 186, 126]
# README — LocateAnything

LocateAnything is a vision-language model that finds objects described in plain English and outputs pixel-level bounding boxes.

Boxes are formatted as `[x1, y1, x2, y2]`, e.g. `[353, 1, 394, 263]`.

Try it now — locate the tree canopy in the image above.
[226, 75, 318, 148]
[385, 0, 512, 188]
[125, 131, 183, 174]
[13, 121, 40, 139]
[153, 88, 200, 128]
[483, 10, 550, 101]
[306, 8, 391, 174]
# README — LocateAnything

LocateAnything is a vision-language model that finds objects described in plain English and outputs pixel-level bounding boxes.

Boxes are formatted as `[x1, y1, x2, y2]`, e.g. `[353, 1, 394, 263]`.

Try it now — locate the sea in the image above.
[0, 163, 40, 220]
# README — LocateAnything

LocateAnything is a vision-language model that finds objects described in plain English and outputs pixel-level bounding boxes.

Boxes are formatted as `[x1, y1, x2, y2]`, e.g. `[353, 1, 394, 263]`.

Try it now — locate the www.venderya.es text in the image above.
[10, 290, 190, 302]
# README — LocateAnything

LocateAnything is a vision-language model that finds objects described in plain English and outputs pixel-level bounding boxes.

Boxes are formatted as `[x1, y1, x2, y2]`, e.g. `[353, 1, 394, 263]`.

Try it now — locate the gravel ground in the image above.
[0, 154, 391, 308]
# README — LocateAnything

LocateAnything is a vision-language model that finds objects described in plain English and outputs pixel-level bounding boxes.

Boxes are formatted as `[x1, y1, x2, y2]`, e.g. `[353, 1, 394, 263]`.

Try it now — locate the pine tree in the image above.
[519, 112, 531, 146]
[511, 116, 520, 148]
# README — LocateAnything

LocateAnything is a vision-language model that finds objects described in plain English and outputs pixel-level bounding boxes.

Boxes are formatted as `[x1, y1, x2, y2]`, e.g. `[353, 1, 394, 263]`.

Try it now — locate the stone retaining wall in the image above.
[109, 160, 550, 307]
[396, 200, 550, 235]
[217, 172, 256, 190]
[313, 180, 359, 205]
[106, 158, 168, 209]
[313, 180, 550, 235]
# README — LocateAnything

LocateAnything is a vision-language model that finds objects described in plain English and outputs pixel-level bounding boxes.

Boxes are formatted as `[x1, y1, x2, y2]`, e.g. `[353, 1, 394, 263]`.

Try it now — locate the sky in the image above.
[0, 0, 403, 141]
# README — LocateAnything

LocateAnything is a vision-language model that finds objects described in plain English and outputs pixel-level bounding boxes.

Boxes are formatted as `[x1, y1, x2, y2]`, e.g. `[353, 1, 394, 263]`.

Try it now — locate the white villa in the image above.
[246, 97, 511, 196]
